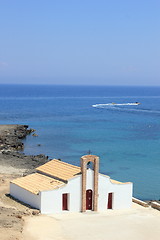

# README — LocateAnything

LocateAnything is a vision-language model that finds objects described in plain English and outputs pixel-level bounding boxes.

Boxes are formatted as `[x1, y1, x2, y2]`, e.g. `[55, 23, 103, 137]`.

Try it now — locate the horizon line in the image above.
[0, 83, 160, 88]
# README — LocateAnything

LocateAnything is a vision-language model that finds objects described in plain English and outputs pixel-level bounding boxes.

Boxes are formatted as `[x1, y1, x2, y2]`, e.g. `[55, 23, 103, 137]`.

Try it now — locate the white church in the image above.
[10, 155, 133, 214]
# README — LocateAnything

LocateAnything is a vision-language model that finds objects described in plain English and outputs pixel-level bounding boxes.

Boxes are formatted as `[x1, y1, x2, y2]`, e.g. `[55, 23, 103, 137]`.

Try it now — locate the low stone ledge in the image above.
[132, 197, 149, 207]
[151, 202, 160, 211]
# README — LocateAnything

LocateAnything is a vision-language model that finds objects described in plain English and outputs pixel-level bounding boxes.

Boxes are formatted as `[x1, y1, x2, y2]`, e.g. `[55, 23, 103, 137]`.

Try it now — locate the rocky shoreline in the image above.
[0, 124, 50, 239]
[0, 124, 35, 151]
[0, 124, 49, 174]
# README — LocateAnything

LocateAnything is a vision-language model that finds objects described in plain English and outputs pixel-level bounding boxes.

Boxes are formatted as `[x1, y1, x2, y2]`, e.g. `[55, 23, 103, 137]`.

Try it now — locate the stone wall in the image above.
[132, 197, 149, 207]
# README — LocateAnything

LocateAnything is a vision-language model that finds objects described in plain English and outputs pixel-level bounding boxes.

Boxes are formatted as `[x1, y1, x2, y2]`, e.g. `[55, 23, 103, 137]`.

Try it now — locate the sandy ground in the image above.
[0, 173, 38, 240]
[0, 166, 27, 175]
[23, 204, 160, 240]
[0, 173, 23, 240]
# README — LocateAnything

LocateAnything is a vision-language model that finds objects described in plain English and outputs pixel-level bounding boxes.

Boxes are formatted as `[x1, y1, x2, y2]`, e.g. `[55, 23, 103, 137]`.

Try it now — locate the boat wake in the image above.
[92, 103, 140, 107]
[92, 103, 160, 115]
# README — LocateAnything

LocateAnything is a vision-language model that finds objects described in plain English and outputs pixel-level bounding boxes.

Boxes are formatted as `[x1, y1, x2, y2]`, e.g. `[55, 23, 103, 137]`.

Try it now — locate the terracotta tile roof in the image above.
[36, 159, 81, 181]
[11, 173, 65, 194]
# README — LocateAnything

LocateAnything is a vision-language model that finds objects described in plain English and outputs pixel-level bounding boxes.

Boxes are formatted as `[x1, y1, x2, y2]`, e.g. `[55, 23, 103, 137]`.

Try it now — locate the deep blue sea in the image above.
[0, 84, 160, 200]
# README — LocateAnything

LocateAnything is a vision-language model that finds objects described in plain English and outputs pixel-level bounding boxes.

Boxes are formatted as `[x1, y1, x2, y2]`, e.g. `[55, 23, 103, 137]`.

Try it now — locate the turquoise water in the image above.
[0, 85, 160, 200]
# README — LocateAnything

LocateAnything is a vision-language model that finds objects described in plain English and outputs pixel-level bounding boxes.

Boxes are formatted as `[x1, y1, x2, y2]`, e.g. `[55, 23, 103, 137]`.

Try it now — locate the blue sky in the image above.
[0, 0, 160, 85]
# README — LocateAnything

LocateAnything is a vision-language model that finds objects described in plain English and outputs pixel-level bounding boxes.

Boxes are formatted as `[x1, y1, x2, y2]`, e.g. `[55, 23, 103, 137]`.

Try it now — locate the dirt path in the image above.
[23, 215, 66, 240]
[22, 204, 160, 240]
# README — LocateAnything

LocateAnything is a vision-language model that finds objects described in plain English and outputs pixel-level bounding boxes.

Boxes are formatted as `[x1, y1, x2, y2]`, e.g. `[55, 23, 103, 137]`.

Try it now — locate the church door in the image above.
[107, 193, 113, 209]
[86, 189, 92, 210]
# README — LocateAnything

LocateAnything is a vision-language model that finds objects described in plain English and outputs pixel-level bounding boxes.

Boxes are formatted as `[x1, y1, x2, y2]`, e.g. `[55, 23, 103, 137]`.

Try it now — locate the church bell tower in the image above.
[81, 155, 99, 212]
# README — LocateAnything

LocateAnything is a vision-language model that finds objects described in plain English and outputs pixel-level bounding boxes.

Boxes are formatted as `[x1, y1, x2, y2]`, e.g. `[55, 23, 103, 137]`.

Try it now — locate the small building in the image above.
[10, 155, 133, 214]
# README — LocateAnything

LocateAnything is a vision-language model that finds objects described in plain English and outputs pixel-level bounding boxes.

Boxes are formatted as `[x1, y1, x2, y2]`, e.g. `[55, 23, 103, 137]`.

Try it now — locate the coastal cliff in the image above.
[0, 124, 49, 174]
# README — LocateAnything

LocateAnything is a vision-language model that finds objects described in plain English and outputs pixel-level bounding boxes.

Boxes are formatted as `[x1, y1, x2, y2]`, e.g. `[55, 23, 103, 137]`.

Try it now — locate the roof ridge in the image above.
[53, 159, 81, 169]
[35, 159, 81, 181]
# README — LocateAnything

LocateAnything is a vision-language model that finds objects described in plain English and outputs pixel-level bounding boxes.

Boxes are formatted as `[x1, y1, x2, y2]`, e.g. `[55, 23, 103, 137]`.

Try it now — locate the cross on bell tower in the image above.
[87, 150, 92, 155]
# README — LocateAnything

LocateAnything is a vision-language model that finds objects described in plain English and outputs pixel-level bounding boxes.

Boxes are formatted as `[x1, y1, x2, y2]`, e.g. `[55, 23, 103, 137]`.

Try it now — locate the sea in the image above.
[0, 84, 160, 201]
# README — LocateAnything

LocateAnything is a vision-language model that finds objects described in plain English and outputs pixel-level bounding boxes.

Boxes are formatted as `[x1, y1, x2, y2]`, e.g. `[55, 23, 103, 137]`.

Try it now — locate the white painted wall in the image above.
[40, 175, 82, 214]
[10, 168, 133, 214]
[10, 183, 41, 209]
[98, 173, 133, 211]
[39, 169, 132, 214]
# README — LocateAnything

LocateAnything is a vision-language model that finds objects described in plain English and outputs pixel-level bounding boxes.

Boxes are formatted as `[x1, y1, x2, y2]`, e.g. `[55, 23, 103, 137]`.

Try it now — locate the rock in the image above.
[32, 133, 38, 137]
[0, 125, 36, 151]
[32, 210, 40, 215]
[15, 215, 22, 219]
[0, 124, 50, 172]
[27, 128, 35, 134]
[0, 151, 49, 171]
